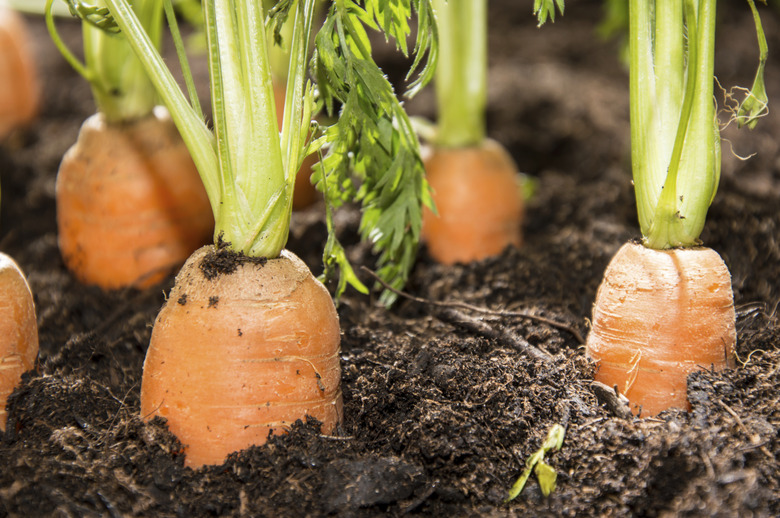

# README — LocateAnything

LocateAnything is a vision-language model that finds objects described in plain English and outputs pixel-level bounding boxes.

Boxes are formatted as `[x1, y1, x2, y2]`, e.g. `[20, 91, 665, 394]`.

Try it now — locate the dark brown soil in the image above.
[1, 2, 779, 516]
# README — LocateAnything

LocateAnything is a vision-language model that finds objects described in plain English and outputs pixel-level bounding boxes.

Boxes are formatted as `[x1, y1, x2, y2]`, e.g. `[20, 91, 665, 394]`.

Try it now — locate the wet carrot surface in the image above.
[0, 253, 38, 430]
[56, 108, 213, 289]
[422, 139, 523, 265]
[586, 242, 736, 416]
[141, 246, 343, 468]
[0, 7, 39, 140]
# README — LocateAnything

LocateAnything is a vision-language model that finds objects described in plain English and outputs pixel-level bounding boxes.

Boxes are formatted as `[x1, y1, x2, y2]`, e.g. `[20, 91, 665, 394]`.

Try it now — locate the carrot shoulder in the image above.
[0, 253, 38, 431]
[586, 242, 736, 416]
[422, 139, 523, 264]
[0, 7, 40, 140]
[141, 245, 343, 468]
[56, 108, 213, 289]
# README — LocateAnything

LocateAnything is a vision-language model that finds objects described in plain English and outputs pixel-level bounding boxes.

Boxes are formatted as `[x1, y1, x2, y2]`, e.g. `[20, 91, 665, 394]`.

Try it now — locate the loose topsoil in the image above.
[1, 2, 779, 516]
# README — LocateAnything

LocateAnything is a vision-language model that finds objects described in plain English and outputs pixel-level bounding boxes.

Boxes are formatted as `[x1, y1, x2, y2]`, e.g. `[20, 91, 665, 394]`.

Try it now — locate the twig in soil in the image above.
[590, 381, 633, 419]
[438, 308, 552, 363]
[318, 434, 354, 441]
[361, 266, 585, 344]
[717, 399, 773, 460]
[700, 451, 716, 479]
[401, 482, 437, 514]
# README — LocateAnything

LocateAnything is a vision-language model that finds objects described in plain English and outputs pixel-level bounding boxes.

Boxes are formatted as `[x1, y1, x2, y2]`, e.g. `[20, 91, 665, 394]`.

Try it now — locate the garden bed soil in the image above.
[1, 2, 779, 516]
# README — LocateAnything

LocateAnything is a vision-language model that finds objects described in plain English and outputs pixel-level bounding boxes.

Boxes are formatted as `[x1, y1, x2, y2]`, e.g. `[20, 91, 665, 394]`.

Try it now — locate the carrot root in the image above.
[422, 139, 523, 264]
[0, 253, 39, 431]
[141, 246, 343, 468]
[56, 108, 213, 290]
[586, 242, 736, 416]
[0, 7, 40, 140]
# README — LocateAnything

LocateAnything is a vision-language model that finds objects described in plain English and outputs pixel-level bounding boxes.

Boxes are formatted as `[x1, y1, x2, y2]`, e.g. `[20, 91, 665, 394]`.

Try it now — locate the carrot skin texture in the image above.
[141, 246, 343, 468]
[586, 242, 736, 416]
[421, 139, 523, 264]
[56, 108, 213, 289]
[0, 253, 38, 431]
[0, 7, 40, 140]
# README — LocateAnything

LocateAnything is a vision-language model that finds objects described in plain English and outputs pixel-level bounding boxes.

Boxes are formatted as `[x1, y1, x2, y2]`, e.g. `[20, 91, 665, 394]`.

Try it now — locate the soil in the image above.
[1, 2, 779, 516]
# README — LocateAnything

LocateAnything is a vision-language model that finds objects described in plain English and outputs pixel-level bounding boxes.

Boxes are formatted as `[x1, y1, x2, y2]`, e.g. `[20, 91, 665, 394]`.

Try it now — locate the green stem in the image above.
[83, 0, 162, 122]
[279, 0, 316, 201]
[203, 0, 287, 257]
[737, 0, 768, 129]
[631, 0, 718, 249]
[163, 0, 204, 121]
[432, 0, 486, 148]
[629, 0, 660, 235]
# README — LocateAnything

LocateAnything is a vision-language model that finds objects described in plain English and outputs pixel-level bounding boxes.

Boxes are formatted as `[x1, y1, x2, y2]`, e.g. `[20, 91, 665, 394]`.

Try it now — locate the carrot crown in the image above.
[629, 0, 767, 250]
[46, 0, 161, 123]
[70, 0, 437, 303]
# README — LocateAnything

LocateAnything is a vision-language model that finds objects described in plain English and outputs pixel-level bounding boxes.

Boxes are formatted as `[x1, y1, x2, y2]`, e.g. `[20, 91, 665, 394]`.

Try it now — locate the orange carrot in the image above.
[0, 253, 38, 431]
[422, 140, 523, 264]
[0, 6, 40, 141]
[141, 246, 343, 468]
[586, 242, 736, 416]
[273, 80, 318, 210]
[56, 109, 213, 289]
[422, 1, 526, 265]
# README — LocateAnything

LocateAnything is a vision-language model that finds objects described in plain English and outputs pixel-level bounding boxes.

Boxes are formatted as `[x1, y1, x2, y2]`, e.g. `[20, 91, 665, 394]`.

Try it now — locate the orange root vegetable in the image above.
[586, 242, 736, 416]
[0, 253, 38, 431]
[273, 81, 318, 210]
[0, 7, 40, 140]
[141, 245, 343, 468]
[56, 108, 213, 290]
[421, 139, 523, 265]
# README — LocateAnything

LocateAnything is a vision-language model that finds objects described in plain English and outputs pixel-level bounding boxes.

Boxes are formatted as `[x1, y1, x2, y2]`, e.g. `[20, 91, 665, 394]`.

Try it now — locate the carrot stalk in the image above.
[432, 0, 486, 148]
[0, 253, 38, 431]
[0, 6, 40, 141]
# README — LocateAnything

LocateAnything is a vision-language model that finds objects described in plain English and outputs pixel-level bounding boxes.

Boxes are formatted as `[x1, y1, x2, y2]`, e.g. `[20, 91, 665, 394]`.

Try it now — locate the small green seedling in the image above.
[506, 423, 566, 502]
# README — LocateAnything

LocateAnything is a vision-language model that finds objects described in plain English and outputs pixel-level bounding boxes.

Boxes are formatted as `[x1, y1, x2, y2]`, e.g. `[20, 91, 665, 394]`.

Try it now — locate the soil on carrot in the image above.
[1, 3, 779, 516]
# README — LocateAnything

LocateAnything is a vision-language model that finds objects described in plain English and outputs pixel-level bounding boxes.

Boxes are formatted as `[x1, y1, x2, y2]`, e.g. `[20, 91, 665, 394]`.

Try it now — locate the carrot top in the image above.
[629, 0, 767, 250]
[71, 0, 437, 303]
[431, 0, 562, 149]
[46, 0, 162, 123]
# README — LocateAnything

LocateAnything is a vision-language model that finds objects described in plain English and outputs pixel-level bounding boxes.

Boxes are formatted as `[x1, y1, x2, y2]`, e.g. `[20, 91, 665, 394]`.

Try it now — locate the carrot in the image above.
[56, 109, 213, 289]
[141, 246, 342, 467]
[0, 253, 38, 431]
[586, 242, 735, 416]
[0, 6, 40, 141]
[101, 0, 435, 466]
[47, 1, 213, 290]
[585, 0, 765, 415]
[422, 140, 523, 264]
[421, 0, 554, 265]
